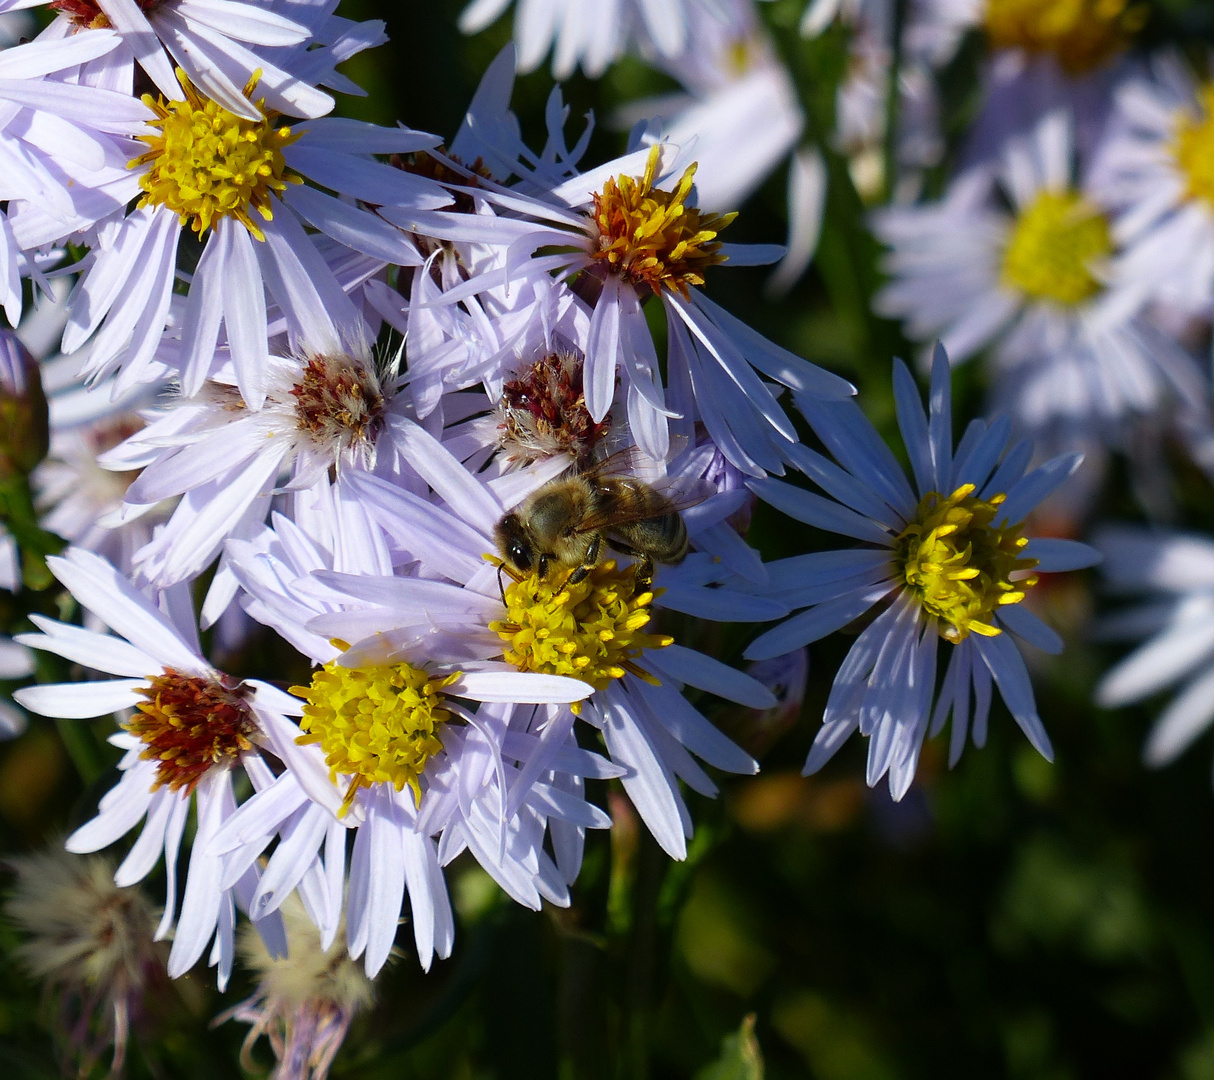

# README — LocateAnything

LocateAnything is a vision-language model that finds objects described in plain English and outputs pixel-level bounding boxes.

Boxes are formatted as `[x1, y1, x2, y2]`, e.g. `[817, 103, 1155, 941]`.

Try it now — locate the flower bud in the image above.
[0, 332, 48, 477]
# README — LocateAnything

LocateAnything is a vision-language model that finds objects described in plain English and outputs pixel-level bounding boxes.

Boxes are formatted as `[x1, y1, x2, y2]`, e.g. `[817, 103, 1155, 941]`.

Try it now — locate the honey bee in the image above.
[494, 446, 709, 591]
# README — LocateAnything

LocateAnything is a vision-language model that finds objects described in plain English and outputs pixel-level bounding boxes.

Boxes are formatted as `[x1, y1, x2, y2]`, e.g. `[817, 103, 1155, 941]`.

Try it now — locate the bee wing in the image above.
[573, 475, 717, 534]
[581, 435, 691, 481]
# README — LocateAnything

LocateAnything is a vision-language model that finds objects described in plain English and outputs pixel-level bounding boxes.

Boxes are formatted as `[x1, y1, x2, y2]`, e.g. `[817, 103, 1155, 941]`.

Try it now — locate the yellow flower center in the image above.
[1001, 190, 1111, 306]
[983, 0, 1147, 74]
[290, 651, 460, 814]
[1173, 85, 1214, 210]
[131, 69, 302, 240]
[589, 144, 735, 298]
[896, 485, 1039, 644]
[491, 559, 672, 713]
[126, 669, 257, 794]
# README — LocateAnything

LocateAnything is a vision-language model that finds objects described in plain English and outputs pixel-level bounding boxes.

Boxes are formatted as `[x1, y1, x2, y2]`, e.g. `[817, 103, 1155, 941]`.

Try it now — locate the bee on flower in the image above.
[211, 495, 608, 975]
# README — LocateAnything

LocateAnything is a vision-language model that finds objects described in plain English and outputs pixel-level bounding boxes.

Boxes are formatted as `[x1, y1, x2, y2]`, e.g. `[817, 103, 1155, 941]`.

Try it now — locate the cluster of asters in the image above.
[788, 0, 1214, 792]
[0, 0, 1120, 1071]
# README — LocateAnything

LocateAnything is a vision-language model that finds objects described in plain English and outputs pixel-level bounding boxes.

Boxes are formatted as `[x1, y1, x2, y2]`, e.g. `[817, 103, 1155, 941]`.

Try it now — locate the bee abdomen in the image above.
[615, 512, 688, 565]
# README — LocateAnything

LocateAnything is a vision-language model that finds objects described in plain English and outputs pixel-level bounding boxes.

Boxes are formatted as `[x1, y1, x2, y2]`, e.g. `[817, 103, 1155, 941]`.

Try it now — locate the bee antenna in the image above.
[497, 563, 507, 607]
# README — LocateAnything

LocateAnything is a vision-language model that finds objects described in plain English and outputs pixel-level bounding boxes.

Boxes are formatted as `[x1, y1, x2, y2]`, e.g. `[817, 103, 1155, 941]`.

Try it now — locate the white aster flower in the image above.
[744, 346, 1099, 799]
[1090, 53, 1214, 319]
[0, 28, 152, 323]
[210, 505, 604, 975]
[394, 69, 853, 472]
[457, 0, 694, 79]
[873, 112, 1208, 452]
[26, 0, 327, 122]
[295, 424, 784, 859]
[102, 323, 412, 588]
[62, 68, 444, 407]
[1094, 527, 1214, 777]
[902, 0, 1146, 163]
[12, 548, 305, 990]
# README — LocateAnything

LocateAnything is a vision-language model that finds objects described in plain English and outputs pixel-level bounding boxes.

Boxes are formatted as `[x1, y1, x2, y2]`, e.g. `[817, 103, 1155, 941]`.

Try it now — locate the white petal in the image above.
[15, 679, 145, 718]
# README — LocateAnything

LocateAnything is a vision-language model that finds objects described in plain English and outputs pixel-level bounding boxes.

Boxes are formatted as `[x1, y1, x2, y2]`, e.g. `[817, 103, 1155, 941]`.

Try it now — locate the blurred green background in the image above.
[7, 1, 1214, 1077]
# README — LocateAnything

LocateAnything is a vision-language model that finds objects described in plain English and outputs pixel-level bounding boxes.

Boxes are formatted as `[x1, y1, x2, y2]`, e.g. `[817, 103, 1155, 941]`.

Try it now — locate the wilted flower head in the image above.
[217, 898, 374, 1080]
[4, 847, 166, 1077]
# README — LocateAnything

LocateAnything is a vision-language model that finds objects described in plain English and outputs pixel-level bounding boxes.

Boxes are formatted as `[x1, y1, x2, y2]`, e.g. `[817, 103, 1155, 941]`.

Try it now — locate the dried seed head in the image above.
[5, 846, 166, 1076]
[216, 896, 373, 1080]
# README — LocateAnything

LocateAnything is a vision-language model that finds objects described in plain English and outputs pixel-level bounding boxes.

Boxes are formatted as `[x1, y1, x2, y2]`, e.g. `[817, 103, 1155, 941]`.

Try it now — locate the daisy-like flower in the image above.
[396, 72, 853, 471]
[210, 504, 606, 975]
[457, 0, 694, 79]
[12, 548, 303, 989]
[1093, 527, 1214, 778]
[102, 320, 410, 588]
[916, 0, 1148, 74]
[1091, 53, 1214, 319]
[744, 346, 1099, 799]
[904, 0, 1146, 164]
[63, 67, 445, 407]
[872, 112, 1209, 454]
[0, 28, 153, 322]
[296, 424, 783, 859]
[26, 0, 328, 122]
[612, 0, 823, 291]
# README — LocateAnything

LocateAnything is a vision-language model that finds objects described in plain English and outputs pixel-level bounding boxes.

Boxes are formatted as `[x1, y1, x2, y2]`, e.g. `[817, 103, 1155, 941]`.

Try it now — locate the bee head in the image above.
[494, 513, 534, 575]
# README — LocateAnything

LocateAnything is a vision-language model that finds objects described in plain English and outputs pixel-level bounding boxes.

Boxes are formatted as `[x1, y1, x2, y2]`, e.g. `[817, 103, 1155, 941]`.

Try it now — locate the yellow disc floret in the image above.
[290, 651, 460, 814]
[1173, 85, 1214, 209]
[131, 69, 302, 240]
[491, 559, 672, 713]
[897, 484, 1039, 644]
[984, 0, 1147, 74]
[1001, 190, 1112, 306]
[590, 144, 735, 298]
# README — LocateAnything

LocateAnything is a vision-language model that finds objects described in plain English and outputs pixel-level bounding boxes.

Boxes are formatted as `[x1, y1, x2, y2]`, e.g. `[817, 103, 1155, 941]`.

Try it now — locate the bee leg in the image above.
[633, 556, 654, 593]
[568, 535, 601, 585]
[610, 538, 654, 591]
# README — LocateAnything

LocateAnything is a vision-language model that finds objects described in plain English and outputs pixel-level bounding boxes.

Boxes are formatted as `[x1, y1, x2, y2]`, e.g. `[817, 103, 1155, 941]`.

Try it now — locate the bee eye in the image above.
[538, 554, 549, 579]
[509, 541, 532, 572]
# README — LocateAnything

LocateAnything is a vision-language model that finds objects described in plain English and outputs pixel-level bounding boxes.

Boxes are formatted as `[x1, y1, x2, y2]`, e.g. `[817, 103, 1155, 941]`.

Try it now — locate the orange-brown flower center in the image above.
[126, 670, 257, 793]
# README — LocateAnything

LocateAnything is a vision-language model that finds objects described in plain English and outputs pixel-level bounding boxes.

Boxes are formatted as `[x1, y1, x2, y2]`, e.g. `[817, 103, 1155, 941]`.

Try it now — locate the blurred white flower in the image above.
[1095, 527, 1214, 776]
